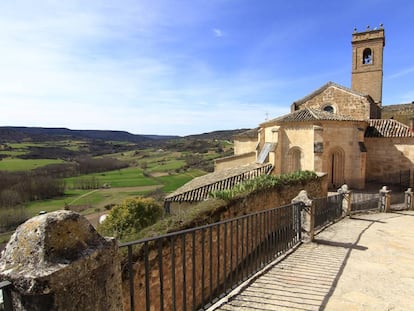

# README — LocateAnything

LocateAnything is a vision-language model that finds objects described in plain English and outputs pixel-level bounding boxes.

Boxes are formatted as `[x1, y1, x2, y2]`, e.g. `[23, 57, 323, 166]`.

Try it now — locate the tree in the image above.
[98, 197, 163, 239]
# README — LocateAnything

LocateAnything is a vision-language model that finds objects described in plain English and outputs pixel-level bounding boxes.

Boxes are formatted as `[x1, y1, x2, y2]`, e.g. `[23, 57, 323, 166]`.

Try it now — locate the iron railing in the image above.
[313, 194, 343, 230]
[351, 193, 380, 213]
[400, 169, 411, 190]
[0, 280, 12, 311]
[120, 202, 303, 311]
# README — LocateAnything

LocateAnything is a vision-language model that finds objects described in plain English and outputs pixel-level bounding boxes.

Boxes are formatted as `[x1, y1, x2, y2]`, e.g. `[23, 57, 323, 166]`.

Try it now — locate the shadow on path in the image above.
[215, 216, 378, 311]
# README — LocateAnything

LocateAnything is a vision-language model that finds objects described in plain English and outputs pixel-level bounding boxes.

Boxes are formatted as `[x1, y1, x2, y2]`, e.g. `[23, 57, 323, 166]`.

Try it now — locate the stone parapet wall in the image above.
[0, 211, 123, 311]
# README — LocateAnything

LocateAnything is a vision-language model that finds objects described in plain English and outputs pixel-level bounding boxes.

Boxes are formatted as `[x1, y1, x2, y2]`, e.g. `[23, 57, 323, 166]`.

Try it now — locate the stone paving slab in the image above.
[214, 211, 414, 311]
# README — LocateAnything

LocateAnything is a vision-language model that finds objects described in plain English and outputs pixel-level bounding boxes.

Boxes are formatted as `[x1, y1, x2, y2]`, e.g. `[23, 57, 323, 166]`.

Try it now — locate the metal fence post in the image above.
[379, 186, 391, 213]
[338, 184, 352, 217]
[291, 190, 313, 242]
[405, 188, 413, 210]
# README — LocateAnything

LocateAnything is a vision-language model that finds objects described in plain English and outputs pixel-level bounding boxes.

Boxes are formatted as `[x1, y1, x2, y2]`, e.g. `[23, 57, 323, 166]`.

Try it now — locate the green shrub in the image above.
[210, 171, 317, 201]
[98, 197, 163, 239]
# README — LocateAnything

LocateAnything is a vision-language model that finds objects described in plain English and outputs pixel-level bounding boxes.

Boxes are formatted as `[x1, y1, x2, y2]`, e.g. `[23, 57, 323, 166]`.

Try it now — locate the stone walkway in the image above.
[213, 211, 414, 311]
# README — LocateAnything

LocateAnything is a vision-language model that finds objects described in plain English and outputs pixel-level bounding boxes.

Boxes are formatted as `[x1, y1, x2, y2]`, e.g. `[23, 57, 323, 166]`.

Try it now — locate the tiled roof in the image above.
[263, 107, 358, 125]
[165, 162, 273, 202]
[293, 81, 371, 107]
[365, 119, 414, 137]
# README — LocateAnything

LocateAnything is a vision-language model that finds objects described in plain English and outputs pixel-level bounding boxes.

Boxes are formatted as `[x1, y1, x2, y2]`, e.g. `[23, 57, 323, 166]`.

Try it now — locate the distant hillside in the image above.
[0, 126, 249, 144]
[184, 129, 250, 141]
[0, 127, 178, 143]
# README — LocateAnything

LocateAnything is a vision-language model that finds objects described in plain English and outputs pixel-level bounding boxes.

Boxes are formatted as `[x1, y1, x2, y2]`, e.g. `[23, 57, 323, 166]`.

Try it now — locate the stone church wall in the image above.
[234, 137, 257, 155]
[214, 151, 256, 171]
[299, 86, 373, 120]
[279, 125, 314, 174]
[320, 122, 367, 189]
[365, 137, 414, 185]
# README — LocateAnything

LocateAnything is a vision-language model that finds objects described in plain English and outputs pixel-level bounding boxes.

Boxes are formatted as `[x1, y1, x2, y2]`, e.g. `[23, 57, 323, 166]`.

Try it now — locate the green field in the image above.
[25, 170, 201, 218]
[0, 157, 65, 171]
[64, 167, 160, 188]
[157, 169, 205, 192]
[25, 187, 155, 217]
[0, 139, 233, 233]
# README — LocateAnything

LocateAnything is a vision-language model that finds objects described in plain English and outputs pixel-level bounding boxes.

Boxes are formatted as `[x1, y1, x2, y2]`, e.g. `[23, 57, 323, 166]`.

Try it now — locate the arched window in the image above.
[363, 48, 372, 64]
[329, 147, 345, 188]
[287, 147, 302, 173]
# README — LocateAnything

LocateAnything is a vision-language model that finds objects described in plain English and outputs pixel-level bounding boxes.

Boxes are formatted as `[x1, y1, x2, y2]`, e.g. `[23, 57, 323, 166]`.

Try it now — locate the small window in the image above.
[363, 48, 372, 64]
[323, 105, 334, 113]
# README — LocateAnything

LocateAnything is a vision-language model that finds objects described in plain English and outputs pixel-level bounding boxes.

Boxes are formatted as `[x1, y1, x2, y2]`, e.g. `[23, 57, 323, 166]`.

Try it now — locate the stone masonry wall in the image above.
[234, 137, 257, 155]
[122, 177, 326, 311]
[214, 152, 256, 171]
[299, 85, 374, 120]
[0, 211, 123, 311]
[365, 137, 414, 185]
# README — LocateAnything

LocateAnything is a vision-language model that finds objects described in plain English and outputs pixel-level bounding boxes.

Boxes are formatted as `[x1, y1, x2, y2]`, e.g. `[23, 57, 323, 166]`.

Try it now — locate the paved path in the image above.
[214, 211, 414, 311]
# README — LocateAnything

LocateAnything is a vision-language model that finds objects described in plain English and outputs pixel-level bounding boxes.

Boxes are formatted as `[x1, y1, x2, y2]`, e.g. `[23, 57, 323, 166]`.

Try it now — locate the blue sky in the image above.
[1, 1, 413, 136]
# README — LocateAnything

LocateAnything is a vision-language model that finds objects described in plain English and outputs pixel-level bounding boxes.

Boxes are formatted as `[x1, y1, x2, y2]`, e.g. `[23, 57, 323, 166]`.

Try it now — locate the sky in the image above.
[1, 1, 414, 136]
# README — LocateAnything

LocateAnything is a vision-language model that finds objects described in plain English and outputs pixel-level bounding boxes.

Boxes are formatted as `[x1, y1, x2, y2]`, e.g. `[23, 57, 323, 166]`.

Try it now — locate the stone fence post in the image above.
[379, 186, 392, 213]
[405, 188, 414, 210]
[292, 190, 314, 242]
[338, 184, 352, 217]
[0, 210, 123, 311]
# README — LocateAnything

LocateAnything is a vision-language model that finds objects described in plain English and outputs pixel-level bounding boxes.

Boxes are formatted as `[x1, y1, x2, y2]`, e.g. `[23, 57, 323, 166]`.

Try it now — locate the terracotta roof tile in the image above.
[165, 162, 273, 202]
[263, 107, 357, 125]
[366, 119, 414, 137]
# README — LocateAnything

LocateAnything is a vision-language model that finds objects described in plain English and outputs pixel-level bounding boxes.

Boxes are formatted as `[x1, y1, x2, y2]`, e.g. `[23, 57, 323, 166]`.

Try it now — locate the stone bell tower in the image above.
[351, 25, 385, 106]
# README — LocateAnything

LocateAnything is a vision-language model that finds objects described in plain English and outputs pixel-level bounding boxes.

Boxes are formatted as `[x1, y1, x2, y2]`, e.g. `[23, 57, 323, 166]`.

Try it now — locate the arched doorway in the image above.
[329, 147, 345, 188]
[287, 147, 302, 173]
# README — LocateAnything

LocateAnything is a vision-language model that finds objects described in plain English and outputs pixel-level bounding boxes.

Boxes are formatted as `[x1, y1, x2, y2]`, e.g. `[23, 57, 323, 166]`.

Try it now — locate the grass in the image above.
[0, 157, 65, 171]
[157, 169, 205, 192]
[23, 168, 205, 218]
[0, 150, 26, 156]
[25, 187, 156, 217]
[147, 159, 186, 172]
[65, 167, 160, 188]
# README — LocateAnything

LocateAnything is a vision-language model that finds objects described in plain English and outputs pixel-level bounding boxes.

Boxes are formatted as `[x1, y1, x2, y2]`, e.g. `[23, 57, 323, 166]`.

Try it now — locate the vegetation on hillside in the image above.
[98, 197, 164, 240]
[210, 171, 318, 201]
[0, 131, 237, 234]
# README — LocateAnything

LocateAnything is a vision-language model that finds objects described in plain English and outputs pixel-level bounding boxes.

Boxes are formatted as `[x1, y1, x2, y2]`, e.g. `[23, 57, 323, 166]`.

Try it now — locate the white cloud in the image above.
[386, 67, 414, 80]
[213, 28, 224, 37]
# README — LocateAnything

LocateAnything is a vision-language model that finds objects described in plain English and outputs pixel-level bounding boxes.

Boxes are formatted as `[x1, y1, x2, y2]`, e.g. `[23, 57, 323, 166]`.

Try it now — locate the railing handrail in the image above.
[120, 201, 303, 311]
[119, 202, 301, 247]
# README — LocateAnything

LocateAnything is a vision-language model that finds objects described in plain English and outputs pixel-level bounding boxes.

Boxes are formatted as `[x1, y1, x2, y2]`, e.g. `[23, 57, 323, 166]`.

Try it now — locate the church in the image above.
[165, 26, 414, 205]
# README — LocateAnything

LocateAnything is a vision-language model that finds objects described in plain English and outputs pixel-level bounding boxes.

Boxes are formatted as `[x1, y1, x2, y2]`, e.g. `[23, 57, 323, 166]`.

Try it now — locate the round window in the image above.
[323, 105, 334, 113]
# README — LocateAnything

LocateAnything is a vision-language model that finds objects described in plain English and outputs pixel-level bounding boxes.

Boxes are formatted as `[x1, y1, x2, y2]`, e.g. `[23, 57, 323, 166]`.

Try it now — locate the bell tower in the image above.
[351, 25, 385, 106]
